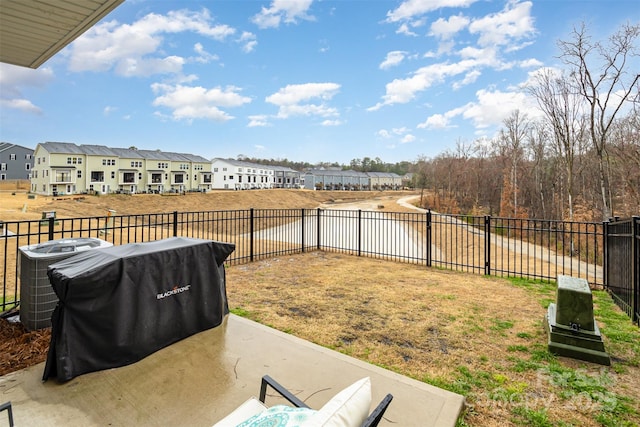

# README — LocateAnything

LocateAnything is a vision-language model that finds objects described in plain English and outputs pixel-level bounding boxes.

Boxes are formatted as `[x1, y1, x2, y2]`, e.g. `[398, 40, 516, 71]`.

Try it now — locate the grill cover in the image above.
[43, 237, 235, 382]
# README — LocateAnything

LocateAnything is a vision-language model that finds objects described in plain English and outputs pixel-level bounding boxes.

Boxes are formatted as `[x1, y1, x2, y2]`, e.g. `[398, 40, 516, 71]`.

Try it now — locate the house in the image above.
[273, 166, 303, 189]
[366, 172, 403, 190]
[30, 142, 212, 195]
[303, 169, 369, 191]
[0, 143, 34, 180]
[211, 158, 275, 190]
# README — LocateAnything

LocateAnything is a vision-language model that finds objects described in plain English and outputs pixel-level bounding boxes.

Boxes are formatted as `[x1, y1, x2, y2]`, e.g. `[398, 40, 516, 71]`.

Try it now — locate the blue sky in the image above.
[0, 0, 637, 164]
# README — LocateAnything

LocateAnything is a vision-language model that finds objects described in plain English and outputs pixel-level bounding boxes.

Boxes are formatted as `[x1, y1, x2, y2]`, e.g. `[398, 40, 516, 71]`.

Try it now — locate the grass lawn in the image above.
[226, 251, 640, 427]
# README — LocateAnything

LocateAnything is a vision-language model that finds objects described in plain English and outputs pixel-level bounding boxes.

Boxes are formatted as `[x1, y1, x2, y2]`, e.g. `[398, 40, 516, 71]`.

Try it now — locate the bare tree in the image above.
[558, 22, 640, 219]
[527, 68, 587, 220]
[499, 110, 530, 217]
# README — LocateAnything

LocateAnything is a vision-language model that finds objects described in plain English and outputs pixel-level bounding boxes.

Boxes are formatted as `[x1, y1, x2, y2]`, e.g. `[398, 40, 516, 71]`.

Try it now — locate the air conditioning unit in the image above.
[18, 238, 112, 330]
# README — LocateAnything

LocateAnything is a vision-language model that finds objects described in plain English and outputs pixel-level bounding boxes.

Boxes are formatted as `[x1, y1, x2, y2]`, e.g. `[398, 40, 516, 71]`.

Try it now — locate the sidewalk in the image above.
[0, 314, 464, 426]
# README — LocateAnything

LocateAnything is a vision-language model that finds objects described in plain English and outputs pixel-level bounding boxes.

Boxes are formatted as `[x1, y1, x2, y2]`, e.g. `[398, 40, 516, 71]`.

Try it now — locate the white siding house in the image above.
[211, 159, 275, 190]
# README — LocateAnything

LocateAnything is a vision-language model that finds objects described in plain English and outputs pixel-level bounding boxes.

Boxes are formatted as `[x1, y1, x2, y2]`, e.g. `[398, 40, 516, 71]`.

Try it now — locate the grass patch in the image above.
[227, 253, 640, 427]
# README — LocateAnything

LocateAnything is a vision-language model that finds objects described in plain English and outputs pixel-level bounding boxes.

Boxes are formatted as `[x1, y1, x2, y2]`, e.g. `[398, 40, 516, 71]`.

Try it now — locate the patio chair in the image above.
[1, 401, 14, 427]
[213, 375, 393, 427]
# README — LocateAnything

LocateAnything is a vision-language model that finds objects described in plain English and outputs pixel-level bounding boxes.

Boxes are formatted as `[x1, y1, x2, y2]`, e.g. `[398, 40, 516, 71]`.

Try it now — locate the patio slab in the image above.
[0, 314, 464, 426]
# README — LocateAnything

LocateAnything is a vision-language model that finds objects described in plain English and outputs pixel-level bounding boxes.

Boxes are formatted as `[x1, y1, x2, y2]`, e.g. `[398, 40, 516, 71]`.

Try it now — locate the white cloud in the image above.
[0, 63, 53, 114]
[396, 23, 418, 37]
[468, 1, 535, 47]
[418, 113, 450, 129]
[380, 51, 408, 70]
[266, 83, 340, 119]
[151, 83, 251, 122]
[321, 119, 342, 126]
[419, 87, 540, 131]
[103, 106, 117, 116]
[238, 32, 257, 53]
[248, 115, 270, 127]
[193, 43, 219, 63]
[430, 14, 470, 40]
[386, 0, 477, 23]
[401, 134, 416, 143]
[254, 144, 266, 152]
[252, 0, 315, 29]
[377, 129, 391, 138]
[519, 58, 543, 68]
[452, 69, 481, 89]
[0, 98, 42, 114]
[368, 59, 481, 110]
[68, 9, 236, 76]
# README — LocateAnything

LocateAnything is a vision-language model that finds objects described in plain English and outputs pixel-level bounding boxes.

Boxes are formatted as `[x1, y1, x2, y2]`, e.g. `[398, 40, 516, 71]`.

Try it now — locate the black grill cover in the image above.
[43, 237, 235, 382]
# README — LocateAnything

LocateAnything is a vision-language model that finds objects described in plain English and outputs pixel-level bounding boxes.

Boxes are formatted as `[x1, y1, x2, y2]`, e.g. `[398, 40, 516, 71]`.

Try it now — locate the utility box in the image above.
[18, 238, 112, 330]
[544, 275, 610, 365]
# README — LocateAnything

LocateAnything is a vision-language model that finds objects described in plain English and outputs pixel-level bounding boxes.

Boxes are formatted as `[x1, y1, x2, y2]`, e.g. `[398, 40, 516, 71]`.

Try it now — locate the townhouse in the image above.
[30, 142, 212, 196]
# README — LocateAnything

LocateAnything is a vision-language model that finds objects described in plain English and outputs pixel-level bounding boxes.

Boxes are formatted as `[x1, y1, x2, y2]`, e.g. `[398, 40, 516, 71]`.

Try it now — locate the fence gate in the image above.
[604, 217, 640, 325]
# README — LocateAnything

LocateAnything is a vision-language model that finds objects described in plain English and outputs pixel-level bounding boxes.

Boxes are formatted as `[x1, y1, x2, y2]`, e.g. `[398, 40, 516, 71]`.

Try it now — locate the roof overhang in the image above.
[0, 0, 124, 69]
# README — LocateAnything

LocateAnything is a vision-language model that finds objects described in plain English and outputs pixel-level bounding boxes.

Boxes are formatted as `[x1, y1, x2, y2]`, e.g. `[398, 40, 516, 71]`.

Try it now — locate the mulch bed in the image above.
[0, 318, 50, 376]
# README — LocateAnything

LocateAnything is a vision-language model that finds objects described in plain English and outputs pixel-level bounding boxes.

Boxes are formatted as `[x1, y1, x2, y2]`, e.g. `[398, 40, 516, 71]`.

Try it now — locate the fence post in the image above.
[250, 208, 254, 263]
[357, 209, 362, 257]
[317, 208, 321, 251]
[173, 211, 178, 237]
[426, 209, 432, 267]
[48, 217, 55, 240]
[484, 215, 491, 276]
[603, 220, 609, 290]
[301, 209, 305, 253]
[633, 216, 639, 325]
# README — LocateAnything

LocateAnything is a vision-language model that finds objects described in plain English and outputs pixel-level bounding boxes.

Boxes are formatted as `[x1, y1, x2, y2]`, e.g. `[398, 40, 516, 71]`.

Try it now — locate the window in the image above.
[123, 172, 135, 183]
[77, 170, 82, 178]
[139, 173, 142, 180]
[151, 173, 162, 183]
[223, 167, 227, 171]
[174, 174, 184, 184]
[158, 162, 168, 169]
[91, 171, 104, 182]
[0, 174, 5, 180]
[37, 158, 41, 164]
[55, 170, 71, 182]
[111, 171, 115, 179]
[25, 163, 31, 170]
[33, 170, 38, 178]
[25, 154, 32, 160]
[10, 154, 16, 160]
[102, 159, 115, 166]
[214, 167, 218, 172]
[1, 163, 6, 170]
[130, 161, 142, 168]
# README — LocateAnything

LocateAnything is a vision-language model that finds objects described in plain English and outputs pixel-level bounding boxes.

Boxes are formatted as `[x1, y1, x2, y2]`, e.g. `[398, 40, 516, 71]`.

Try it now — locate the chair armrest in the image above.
[361, 394, 393, 427]
[1, 401, 14, 427]
[259, 375, 310, 409]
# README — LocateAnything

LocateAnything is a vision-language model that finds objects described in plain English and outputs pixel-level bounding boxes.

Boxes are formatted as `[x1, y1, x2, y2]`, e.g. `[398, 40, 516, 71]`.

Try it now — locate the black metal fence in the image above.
[0, 208, 635, 324]
[604, 217, 640, 325]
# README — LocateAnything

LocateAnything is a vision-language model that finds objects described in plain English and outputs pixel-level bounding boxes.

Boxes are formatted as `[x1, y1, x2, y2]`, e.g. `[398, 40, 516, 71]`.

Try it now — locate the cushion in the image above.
[237, 405, 317, 427]
[212, 397, 268, 427]
[309, 377, 371, 427]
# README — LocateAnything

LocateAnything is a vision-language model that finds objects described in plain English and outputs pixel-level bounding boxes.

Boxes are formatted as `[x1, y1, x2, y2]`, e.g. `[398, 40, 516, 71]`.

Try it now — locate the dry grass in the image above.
[227, 252, 640, 427]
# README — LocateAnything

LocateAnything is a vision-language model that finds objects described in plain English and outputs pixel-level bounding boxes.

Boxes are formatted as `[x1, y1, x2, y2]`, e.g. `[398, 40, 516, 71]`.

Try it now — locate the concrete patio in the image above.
[0, 314, 464, 426]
